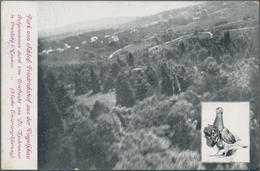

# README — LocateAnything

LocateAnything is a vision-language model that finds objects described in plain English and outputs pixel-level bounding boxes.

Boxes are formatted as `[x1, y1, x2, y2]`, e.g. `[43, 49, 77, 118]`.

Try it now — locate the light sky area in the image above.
[38, 1, 200, 31]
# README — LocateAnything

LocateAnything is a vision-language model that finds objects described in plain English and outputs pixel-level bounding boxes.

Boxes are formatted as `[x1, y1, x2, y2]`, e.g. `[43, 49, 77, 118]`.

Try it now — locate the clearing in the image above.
[73, 90, 116, 110]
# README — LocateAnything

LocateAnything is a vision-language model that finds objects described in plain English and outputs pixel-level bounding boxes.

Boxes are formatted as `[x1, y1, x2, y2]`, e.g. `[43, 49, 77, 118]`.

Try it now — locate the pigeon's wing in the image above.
[221, 127, 236, 144]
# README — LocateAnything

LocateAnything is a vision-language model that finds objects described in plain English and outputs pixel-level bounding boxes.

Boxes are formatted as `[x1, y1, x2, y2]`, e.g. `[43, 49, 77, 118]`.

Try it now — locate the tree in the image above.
[38, 67, 64, 169]
[46, 71, 56, 92]
[189, 51, 197, 64]
[90, 100, 109, 120]
[100, 63, 110, 85]
[154, 37, 160, 45]
[110, 63, 120, 78]
[89, 52, 96, 59]
[117, 57, 122, 66]
[244, 48, 250, 58]
[127, 53, 134, 67]
[198, 48, 208, 62]
[207, 62, 219, 75]
[67, 112, 121, 169]
[90, 67, 101, 94]
[81, 68, 91, 90]
[223, 31, 231, 49]
[103, 74, 114, 93]
[74, 68, 90, 96]
[55, 84, 75, 115]
[179, 41, 186, 59]
[180, 41, 185, 54]
[221, 54, 233, 65]
[160, 60, 174, 96]
[164, 33, 172, 41]
[135, 75, 149, 101]
[74, 71, 82, 95]
[145, 64, 158, 86]
[115, 72, 135, 107]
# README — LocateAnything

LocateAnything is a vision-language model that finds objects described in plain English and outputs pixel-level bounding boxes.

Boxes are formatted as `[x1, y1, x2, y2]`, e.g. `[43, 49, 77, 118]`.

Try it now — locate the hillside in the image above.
[38, 1, 259, 170]
[39, 17, 136, 38]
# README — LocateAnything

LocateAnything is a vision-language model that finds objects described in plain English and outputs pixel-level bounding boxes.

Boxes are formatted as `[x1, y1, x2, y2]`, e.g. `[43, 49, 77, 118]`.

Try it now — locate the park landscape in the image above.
[38, 1, 259, 170]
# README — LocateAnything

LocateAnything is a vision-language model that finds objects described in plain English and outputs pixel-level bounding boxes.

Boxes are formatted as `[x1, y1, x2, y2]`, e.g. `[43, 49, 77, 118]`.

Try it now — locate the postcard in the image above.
[1, 1, 259, 170]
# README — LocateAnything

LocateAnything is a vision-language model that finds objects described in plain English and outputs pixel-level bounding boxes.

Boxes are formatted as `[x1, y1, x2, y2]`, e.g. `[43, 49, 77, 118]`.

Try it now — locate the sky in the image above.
[38, 1, 200, 31]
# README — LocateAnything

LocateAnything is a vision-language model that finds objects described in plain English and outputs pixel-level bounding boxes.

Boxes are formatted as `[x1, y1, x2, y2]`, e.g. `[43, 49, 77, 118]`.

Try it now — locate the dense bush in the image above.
[115, 72, 135, 107]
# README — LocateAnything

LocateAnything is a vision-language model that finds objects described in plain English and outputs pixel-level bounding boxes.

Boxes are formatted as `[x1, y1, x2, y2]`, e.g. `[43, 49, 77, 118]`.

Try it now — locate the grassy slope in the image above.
[73, 90, 116, 110]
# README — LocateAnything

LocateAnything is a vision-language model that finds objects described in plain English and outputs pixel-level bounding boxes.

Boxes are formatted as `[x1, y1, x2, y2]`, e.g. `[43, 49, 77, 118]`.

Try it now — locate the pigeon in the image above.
[213, 107, 224, 132]
[210, 107, 248, 157]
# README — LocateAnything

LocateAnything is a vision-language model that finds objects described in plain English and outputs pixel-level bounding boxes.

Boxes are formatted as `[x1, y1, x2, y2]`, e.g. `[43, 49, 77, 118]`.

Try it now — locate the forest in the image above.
[38, 2, 259, 170]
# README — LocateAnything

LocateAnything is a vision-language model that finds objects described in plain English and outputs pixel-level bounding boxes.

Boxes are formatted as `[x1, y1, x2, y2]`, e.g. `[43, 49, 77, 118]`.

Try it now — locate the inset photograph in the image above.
[201, 102, 250, 163]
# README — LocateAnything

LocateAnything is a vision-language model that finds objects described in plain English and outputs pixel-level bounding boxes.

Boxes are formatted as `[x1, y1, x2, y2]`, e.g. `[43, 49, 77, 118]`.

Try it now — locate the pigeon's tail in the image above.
[237, 142, 248, 148]
[229, 142, 248, 148]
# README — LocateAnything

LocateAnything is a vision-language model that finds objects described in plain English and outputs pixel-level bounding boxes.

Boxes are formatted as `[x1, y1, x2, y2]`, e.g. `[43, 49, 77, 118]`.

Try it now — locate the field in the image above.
[73, 90, 116, 110]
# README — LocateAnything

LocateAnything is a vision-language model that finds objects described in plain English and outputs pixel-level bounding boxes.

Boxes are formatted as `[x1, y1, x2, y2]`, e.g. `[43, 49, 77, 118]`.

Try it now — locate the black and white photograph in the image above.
[37, 1, 259, 170]
[201, 102, 250, 163]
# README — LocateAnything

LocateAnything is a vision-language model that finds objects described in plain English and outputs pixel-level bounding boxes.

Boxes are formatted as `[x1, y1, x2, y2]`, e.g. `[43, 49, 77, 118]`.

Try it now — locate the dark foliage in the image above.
[145, 64, 158, 86]
[127, 53, 134, 67]
[90, 100, 110, 120]
[110, 62, 120, 78]
[160, 60, 174, 95]
[74, 68, 91, 96]
[135, 76, 149, 101]
[90, 67, 101, 94]
[103, 74, 115, 93]
[115, 72, 135, 107]
[38, 67, 70, 169]
[223, 31, 231, 49]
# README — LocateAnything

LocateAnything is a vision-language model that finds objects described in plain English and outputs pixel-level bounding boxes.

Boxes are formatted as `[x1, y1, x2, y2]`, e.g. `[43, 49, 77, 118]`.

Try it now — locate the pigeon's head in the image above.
[216, 107, 223, 115]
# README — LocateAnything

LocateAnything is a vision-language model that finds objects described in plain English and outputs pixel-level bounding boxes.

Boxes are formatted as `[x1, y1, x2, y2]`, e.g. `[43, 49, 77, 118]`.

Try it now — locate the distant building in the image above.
[65, 43, 71, 49]
[75, 46, 79, 50]
[111, 35, 119, 42]
[56, 48, 64, 52]
[46, 49, 53, 54]
[47, 49, 53, 54]
[91, 36, 98, 42]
